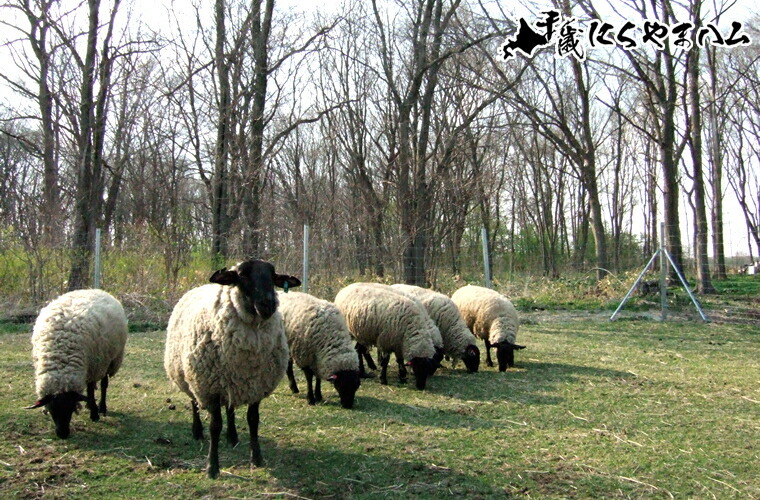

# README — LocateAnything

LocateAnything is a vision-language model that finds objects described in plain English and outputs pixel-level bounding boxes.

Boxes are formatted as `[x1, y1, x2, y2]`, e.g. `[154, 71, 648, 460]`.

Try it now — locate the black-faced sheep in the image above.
[334, 283, 437, 390]
[164, 259, 300, 478]
[277, 291, 361, 408]
[451, 285, 525, 371]
[27, 289, 128, 439]
[391, 284, 480, 372]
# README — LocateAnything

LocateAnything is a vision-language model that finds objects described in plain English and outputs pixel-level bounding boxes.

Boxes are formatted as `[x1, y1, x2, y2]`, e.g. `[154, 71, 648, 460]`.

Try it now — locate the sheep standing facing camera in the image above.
[27, 289, 128, 439]
[164, 259, 300, 479]
[334, 283, 437, 390]
[277, 291, 361, 408]
[451, 285, 525, 371]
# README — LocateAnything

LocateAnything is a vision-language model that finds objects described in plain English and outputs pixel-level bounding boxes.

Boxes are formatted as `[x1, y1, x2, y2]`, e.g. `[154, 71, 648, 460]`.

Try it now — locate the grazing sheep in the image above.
[450, 285, 525, 371]
[164, 259, 300, 478]
[277, 291, 361, 408]
[26, 289, 128, 439]
[334, 283, 437, 390]
[391, 284, 481, 373]
[357, 284, 445, 373]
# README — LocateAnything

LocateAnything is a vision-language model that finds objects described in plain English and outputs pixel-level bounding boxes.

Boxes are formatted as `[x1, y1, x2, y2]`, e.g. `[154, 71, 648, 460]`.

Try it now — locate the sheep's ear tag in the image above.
[284, 282, 289, 293]
[327, 374, 337, 381]
[405, 361, 413, 367]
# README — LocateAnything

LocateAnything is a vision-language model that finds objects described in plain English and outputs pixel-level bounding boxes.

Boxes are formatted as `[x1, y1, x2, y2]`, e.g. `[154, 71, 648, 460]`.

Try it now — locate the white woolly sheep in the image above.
[391, 284, 481, 373]
[277, 291, 361, 408]
[164, 259, 301, 479]
[334, 282, 437, 390]
[27, 289, 128, 439]
[450, 285, 525, 371]
[358, 283, 445, 373]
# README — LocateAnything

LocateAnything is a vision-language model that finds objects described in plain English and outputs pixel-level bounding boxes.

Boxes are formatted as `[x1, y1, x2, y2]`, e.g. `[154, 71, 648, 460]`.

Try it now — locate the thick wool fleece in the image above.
[164, 284, 288, 409]
[451, 285, 519, 345]
[334, 283, 436, 361]
[391, 284, 478, 359]
[277, 291, 358, 380]
[32, 289, 128, 399]
[371, 284, 444, 351]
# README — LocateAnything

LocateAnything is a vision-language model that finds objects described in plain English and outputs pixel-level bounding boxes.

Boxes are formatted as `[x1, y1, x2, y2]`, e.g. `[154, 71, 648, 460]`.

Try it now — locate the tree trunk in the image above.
[211, 0, 232, 264]
[707, 46, 727, 280]
[687, 21, 716, 294]
[68, 0, 102, 291]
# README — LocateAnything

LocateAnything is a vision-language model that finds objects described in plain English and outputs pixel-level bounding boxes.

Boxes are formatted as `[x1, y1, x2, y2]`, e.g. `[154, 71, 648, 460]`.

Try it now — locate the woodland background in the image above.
[0, 0, 759, 314]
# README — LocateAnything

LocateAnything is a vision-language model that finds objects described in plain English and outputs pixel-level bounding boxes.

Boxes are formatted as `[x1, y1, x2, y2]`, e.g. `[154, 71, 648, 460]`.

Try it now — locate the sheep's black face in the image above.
[26, 392, 87, 439]
[410, 357, 435, 390]
[330, 370, 361, 409]
[495, 342, 526, 371]
[462, 344, 480, 373]
[210, 259, 301, 319]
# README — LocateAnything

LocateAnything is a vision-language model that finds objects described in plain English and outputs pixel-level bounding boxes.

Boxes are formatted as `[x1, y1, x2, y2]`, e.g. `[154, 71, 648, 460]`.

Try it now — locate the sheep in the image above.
[334, 282, 437, 390]
[391, 284, 481, 373]
[276, 291, 361, 408]
[164, 259, 301, 479]
[356, 283, 445, 373]
[450, 285, 525, 371]
[26, 289, 128, 439]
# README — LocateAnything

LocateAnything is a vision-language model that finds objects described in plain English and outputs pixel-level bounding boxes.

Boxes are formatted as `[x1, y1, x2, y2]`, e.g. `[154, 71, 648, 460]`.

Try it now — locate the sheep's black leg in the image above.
[191, 400, 204, 440]
[356, 343, 377, 372]
[98, 375, 109, 415]
[378, 352, 391, 385]
[314, 376, 323, 403]
[207, 396, 223, 479]
[87, 382, 99, 421]
[396, 354, 408, 383]
[286, 359, 299, 394]
[247, 402, 263, 467]
[226, 405, 238, 446]
[356, 343, 366, 375]
[484, 339, 494, 367]
[304, 367, 316, 405]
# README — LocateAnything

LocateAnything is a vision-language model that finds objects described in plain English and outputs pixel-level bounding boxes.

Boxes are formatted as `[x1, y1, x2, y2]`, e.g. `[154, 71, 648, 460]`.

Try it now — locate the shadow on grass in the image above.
[351, 395, 499, 430]
[428, 360, 632, 405]
[262, 441, 510, 498]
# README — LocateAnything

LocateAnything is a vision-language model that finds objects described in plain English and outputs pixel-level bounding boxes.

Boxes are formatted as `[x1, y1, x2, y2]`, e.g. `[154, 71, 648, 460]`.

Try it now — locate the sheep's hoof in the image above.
[207, 466, 219, 479]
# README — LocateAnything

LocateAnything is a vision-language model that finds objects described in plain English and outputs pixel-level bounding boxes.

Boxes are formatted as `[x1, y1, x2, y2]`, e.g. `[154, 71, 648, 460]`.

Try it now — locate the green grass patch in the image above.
[0, 320, 757, 498]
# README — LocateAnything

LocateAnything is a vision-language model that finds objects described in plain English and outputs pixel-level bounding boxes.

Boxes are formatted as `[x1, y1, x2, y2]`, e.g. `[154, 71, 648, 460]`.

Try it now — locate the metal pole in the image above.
[660, 222, 667, 320]
[94, 228, 102, 289]
[662, 248, 708, 322]
[610, 248, 661, 321]
[302, 224, 309, 294]
[481, 227, 491, 289]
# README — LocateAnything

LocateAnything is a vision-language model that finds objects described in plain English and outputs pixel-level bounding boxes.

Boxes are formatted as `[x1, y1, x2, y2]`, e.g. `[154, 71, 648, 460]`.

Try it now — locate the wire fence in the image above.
[1, 223, 758, 327]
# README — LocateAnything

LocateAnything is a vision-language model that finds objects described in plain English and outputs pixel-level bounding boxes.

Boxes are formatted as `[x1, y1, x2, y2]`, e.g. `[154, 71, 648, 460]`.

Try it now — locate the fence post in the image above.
[302, 224, 310, 294]
[93, 228, 102, 289]
[481, 227, 491, 289]
[660, 222, 667, 320]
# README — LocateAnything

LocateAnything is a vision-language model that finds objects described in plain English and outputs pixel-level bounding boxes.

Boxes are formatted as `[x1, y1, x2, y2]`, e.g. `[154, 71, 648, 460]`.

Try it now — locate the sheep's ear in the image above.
[210, 268, 239, 286]
[274, 274, 301, 290]
[327, 374, 337, 382]
[512, 343, 526, 350]
[25, 394, 53, 409]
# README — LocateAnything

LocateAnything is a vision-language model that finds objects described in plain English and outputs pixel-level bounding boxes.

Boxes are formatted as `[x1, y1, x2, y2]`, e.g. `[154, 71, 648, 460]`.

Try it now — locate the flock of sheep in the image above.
[26, 258, 524, 479]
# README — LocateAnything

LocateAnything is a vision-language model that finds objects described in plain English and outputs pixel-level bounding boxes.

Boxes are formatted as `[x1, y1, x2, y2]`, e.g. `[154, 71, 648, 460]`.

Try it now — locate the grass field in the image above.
[0, 317, 757, 499]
